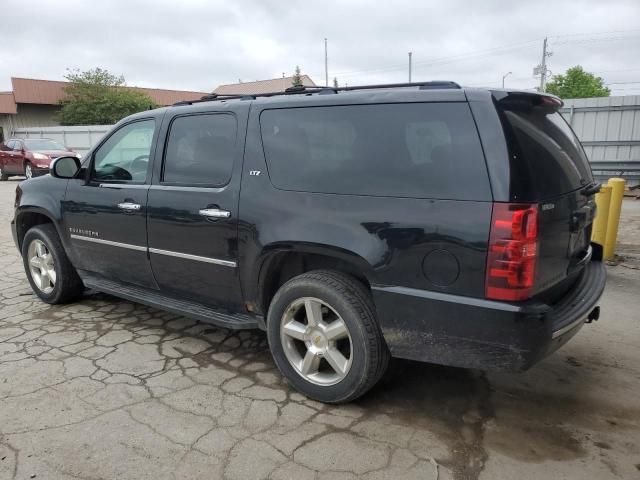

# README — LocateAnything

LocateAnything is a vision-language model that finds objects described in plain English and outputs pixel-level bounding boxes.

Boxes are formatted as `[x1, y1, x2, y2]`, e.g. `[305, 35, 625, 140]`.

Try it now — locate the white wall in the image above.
[12, 125, 111, 156]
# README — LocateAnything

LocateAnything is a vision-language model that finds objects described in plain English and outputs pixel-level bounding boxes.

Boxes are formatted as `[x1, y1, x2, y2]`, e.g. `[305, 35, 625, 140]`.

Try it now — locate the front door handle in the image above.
[199, 208, 231, 218]
[117, 202, 141, 211]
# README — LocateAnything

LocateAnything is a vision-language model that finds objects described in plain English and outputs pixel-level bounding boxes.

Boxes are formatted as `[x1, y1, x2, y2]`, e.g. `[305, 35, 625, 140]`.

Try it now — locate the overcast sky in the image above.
[1, 0, 639, 95]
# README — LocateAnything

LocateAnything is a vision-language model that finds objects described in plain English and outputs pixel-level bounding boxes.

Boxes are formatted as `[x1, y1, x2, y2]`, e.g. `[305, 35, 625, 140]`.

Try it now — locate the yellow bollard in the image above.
[603, 178, 626, 260]
[591, 185, 611, 247]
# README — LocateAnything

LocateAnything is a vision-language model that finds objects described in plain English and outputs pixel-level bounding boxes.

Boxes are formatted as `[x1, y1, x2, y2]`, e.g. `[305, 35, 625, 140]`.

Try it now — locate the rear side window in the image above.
[260, 103, 491, 200]
[499, 106, 593, 198]
[163, 114, 237, 186]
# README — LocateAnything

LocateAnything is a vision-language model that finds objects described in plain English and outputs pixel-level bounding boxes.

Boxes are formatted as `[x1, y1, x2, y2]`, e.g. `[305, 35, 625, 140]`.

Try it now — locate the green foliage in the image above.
[59, 68, 158, 125]
[292, 66, 303, 87]
[545, 66, 610, 99]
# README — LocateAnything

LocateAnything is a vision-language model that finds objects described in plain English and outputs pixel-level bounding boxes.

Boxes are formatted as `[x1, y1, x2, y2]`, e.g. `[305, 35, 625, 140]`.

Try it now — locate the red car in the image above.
[0, 138, 79, 180]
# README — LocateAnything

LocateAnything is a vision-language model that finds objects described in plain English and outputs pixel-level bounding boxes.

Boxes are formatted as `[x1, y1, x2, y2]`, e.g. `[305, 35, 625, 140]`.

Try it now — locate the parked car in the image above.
[11, 82, 606, 403]
[0, 138, 79, 180]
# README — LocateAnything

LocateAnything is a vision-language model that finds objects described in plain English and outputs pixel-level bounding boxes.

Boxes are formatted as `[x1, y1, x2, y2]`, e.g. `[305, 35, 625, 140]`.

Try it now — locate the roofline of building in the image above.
[215, 74, 316, 89]
[10, 77, 210, 95]
[2, 76, 210, 111]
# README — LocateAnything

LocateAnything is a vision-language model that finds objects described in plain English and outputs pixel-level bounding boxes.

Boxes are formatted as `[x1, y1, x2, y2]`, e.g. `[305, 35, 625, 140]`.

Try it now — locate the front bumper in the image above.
[372, 260, 607, 371]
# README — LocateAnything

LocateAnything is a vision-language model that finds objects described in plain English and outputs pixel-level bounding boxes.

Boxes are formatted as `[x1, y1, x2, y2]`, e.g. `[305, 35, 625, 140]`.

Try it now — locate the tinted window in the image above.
[93, 120, 155, 182]
[163, 114, 237, 186]
[260, 103, 491, 200]
[500, 107, 593, 198]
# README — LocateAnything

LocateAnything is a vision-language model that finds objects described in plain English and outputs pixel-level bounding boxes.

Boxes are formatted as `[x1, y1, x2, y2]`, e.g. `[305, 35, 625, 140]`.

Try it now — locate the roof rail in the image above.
[172, 81, 460, 106]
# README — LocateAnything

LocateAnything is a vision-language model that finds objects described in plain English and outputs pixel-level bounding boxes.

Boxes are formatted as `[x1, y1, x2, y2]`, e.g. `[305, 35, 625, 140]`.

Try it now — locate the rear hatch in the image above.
[495, 92, 597, 301]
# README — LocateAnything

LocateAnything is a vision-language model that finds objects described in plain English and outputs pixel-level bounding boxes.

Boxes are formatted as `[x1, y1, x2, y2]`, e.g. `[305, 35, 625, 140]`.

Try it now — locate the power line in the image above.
[313, 29, 640, 84]
[310, 38, 541, 79]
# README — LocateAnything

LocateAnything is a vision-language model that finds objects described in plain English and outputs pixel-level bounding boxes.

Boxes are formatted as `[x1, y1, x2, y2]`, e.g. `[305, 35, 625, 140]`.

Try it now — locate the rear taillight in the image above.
[486, 203, 539, 301]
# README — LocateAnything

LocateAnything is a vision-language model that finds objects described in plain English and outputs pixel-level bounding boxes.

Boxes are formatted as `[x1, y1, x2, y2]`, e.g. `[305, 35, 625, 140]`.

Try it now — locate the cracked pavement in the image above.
[1, 180, 640, 480]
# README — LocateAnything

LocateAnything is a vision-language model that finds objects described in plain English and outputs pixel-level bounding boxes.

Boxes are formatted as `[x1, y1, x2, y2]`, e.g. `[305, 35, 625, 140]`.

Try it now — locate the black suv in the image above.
[11, 82, 606, 403]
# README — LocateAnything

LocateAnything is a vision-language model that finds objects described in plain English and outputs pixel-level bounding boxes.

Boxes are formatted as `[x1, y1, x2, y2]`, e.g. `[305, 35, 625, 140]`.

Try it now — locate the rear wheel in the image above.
[267, 270, 389, 403]
[0, 165, 7, 181]
[24, 162, 33, 179]
[22, 224, 84, 304]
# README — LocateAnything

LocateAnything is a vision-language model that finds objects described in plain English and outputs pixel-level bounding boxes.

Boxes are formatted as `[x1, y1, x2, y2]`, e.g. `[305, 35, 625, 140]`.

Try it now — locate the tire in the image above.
[267, 270, 389, 403]
[22, 224, 84, 304]
[0, 165, 7, 181]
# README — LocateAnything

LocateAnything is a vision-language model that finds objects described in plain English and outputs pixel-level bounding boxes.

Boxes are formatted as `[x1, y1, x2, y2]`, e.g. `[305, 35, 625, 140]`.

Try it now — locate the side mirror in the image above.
[50, 156, 80, 179]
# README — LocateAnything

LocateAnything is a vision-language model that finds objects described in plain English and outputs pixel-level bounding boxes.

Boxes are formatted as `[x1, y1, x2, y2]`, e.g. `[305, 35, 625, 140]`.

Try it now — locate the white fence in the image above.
[560, 95, 640, 185]
[12, 125, 112, 157]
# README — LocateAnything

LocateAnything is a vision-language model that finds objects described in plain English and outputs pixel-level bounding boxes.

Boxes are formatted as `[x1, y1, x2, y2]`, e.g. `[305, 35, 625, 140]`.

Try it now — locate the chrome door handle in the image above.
[117, 202, 141, 211]
[199, 208, 231, 218]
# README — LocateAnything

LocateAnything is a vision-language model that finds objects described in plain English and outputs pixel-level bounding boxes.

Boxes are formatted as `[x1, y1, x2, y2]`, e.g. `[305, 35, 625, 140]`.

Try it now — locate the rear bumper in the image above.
[372, 260, 607, 371]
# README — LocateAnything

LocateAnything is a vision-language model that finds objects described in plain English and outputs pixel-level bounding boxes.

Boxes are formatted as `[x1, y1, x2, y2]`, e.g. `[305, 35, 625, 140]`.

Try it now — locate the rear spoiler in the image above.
[491, 91, 564, 112]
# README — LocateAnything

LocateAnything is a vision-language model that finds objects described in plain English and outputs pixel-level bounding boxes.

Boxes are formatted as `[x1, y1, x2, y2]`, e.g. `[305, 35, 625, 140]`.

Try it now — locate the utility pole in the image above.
[324, 38, 328, 87]
[502, 71, 512, 88]
[408, 52, 412, 82]
[535, 37, 552, 92]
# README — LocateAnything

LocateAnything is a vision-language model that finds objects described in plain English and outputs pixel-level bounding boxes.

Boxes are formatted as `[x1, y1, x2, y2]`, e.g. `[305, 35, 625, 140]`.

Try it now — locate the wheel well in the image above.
[259, 252, 371, 316]
[16, 212, 53, 250]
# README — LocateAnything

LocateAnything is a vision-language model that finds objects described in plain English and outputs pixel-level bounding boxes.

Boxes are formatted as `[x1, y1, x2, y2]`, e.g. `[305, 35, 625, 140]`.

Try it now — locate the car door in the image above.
[0, 141, 12, 173]
[3, 140, 19, 174]
[12, 140, 25, 174]
[62, 118, 159, 288]
[146, 105, 247, 311]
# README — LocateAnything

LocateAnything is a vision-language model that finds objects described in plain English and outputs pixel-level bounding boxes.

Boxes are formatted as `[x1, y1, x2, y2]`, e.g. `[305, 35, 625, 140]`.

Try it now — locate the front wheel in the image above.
[22, 224, 84, 304]
[267, 270, 389, 403]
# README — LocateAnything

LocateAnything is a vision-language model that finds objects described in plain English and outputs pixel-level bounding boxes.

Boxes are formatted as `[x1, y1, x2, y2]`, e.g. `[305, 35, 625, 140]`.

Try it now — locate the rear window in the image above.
[259, 103, 491, 200]
[499, 105, 593, 198]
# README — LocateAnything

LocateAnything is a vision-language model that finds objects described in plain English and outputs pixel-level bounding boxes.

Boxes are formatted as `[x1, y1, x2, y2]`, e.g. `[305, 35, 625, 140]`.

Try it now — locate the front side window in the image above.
[259, 103, 491, 200]
[162, 114, 237, 186]
[92, 119, 155, 182]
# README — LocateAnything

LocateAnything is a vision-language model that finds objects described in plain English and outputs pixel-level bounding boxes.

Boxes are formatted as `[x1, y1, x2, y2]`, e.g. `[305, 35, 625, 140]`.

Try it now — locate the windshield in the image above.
[24, 139, 67, 151]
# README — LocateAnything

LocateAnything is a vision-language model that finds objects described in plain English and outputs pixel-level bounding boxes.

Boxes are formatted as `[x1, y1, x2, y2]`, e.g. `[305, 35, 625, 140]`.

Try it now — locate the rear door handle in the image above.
[117, 202, 141, 211]
[199, 208, 231, 218]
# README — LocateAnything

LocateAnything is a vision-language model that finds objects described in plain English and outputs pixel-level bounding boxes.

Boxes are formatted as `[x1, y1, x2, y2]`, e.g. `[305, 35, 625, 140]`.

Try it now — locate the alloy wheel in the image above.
[25, 164, 33, 179]
[280, 297, 353, 386]
[27, 239, 56, 294]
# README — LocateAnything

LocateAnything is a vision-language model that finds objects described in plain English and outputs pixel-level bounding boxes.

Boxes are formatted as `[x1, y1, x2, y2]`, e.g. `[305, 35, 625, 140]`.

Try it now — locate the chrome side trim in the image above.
[70, 235, 147, 252]
[99, 183, 149, 189]
[552, 317, 586, 339]
[149, 247, 237, 268]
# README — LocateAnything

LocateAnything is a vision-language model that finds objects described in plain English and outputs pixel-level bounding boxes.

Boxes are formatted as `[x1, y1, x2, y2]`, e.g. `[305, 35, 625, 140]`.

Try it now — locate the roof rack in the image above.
[172, 81, 461, 106]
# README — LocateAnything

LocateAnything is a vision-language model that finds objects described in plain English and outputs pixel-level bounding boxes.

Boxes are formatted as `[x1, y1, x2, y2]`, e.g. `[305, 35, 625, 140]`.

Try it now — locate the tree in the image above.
[333, 77, 339, 88]
[59, 68, 158, 125]
[292, 66, 303, 87]
[545, 65, 610, 99]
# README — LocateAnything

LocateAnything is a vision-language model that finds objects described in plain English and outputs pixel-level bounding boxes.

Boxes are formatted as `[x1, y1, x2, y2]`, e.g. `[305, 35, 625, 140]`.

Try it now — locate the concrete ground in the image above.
[1, 178, 639, 480]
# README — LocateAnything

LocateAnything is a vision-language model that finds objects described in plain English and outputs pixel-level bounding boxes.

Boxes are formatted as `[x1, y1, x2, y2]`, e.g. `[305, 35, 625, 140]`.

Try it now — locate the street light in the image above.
[502, 71, 512, 88]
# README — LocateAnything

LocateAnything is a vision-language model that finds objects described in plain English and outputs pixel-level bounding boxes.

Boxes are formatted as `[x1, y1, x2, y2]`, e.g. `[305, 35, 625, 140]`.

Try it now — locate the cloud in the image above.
[1, 0, 639, 94]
